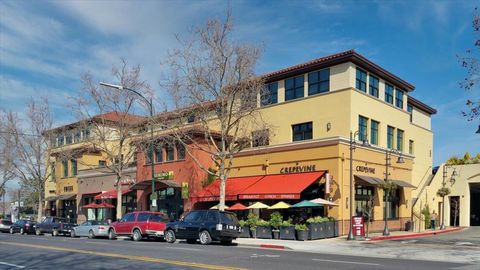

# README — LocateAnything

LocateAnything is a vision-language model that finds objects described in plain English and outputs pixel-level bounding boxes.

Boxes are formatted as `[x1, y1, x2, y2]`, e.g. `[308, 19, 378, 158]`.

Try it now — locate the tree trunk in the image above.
[37, 193, 43, 223]
[219, 166, 226, 211]
[116, 175, 122, 220]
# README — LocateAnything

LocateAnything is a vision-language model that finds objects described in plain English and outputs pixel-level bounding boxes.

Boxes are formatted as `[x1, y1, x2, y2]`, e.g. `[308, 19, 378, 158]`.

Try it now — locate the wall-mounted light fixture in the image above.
[327, 122, 332, 131]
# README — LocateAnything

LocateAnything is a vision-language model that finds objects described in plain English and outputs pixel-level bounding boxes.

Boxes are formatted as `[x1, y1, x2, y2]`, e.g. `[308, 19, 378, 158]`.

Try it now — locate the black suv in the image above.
[165, 210, 241, 245]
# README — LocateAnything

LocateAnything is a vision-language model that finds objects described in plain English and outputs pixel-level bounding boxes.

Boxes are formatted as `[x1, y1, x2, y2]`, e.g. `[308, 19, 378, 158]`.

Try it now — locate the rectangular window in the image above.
[292, 122, 313, 142]
[176, 143, 186, 160]
[154, 144, 163, 163]
[71, 159, 77, 176]
[166, 144, 174, 161]
[252, 129, 269, 147]
[407, 104, 413, 122]
[369, 76, 379, 97]
[409, 140, 414, 155]
[56, 134, 63, 146]
[355, 186, 375, 220]
[384, 189, 400, 220]
[370, 120, 379, 145]
[261, 82, 278, 106]
[65, 133, 72, 144]
[62, 160, 68, 178]
[397, 129, 404, 152]
[358, 116, 368, 142]
[74, 130, 81, 143]
[356, 68, 367, 92]
[385, 84, 394, 104]
[308, 68, 330, 95]
[285, 76, 304, 101]
[98, 160, 106, 167]
[83, 128, 90, 140]
[387, 126, 394, 149]
[187, 115, 195, 123]
[51, 162, 56, 181]
[395, 89, 404, 109]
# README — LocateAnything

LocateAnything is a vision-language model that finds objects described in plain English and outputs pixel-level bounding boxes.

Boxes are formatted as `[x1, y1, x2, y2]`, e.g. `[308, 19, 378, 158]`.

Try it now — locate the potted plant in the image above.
[295, 224, 308, 241]
[256, 219, 272, 239]
[238, 220, 250, 238]
[279, 219, 296, 240]
[325, 217, 336, 238]
[306, 216, 327, 240]
[247, 213, 259, 238]
[269, 212, 283, 239]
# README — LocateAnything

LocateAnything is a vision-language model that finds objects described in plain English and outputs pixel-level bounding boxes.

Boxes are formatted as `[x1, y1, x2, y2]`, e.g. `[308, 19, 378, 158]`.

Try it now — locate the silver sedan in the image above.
[71, 220, 110, 239]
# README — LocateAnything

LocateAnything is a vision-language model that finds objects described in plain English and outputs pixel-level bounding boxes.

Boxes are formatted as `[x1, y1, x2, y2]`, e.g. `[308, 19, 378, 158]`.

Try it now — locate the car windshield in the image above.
[220, 212, 239, 224]
[1, 220, 12, 225]
[149, 214, 169, 223]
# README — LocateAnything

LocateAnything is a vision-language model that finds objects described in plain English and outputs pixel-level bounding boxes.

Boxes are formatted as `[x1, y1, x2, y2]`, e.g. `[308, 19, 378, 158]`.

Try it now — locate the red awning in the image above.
[192, 176, 263, 202]
[193, 171, 325, 202]
[239, 171, 325, 200]
[94, 189, 132, 200]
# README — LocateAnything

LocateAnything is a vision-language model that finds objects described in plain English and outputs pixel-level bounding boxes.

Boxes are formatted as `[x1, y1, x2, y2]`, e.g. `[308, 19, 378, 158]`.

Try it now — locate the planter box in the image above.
[325, 221, 335, 238]
[239, 226, 250, 238]
[296, 230, 308, 241]
[333, 221, 339, 237]
[279, 226, 296, 240]
[256, 226, 272, 239]
[308, 223, 326, 240]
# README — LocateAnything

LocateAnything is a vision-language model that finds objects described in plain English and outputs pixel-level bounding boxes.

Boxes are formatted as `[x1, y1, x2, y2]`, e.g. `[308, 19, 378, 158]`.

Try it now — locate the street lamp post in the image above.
[348, 130, 369, 240]
[100, 82, 157, 212]
[440, 164, 457, 230]
[383, 149, 405, 236]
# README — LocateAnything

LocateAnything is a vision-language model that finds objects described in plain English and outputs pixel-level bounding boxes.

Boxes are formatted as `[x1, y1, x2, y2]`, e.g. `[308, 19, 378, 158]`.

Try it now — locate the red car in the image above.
[108, 211, 169, 241]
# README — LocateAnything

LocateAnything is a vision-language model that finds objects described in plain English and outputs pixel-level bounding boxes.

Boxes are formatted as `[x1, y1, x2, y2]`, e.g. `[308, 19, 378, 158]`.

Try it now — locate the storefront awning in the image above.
[354, 175, 384, 185]
[45, 196, 58, 202]
[391, 179, 416, 188]
[193, 171, 325, 202]
[94, 189, 133, 200]
[57, 194, 76, 201]
[130, 179, 180, 190]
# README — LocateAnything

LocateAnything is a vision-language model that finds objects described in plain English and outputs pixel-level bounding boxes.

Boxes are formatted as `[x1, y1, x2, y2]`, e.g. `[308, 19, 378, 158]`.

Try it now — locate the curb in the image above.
[237, 243, 292, 250]
[369, 227, 464, 241]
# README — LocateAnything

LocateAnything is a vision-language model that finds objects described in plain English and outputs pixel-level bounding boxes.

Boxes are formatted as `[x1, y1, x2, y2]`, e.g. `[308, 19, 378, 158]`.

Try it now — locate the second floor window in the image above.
[177, 143, 186, 160]
[308, 68, 329, 95]
[71, 159, 77, 176]
[262, 82, 278, 106]
[387, 126, 394, 149]
[285, 75, 304, 101]
[385, 84, 394, 104]
[356, 68, 367, 92]
[98, 160, 106, 167]
[166, 144, 174, 161]
[395, 89, 404, 109]
[62, 160, 68, 178]
[252, 129, 269, 147]
[370, 120, 379, 145]
[292, 122, 313, 141]
[358, 116, 368, 142]
[397, 129, 404, 152]
[369, 76, 379, 97]
[65, 133, 72, 144]
[154, 144, 163, 163]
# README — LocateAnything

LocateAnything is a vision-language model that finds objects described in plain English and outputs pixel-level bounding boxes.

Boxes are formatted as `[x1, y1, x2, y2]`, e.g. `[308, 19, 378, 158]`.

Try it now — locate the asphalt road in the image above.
[0, 232, 474, 270]
[391, 227, 480, 247]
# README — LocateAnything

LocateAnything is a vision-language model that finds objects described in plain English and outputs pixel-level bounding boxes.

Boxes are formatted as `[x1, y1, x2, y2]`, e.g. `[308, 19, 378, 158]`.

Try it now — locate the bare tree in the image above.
[458, 7, 480, 122]
[68, 59, 151, 220]
[164, 10, 268, 210]
[2, 99, 53, 222]
[0, 111, 15, 194]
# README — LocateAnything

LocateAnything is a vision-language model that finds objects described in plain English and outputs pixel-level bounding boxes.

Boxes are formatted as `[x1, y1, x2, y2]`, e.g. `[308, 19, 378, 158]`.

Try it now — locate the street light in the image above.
[100, 82, 157, 212]
[383, 148, 405, 236]
[347, 130, 369, 240]
[440, 164, 457, 230]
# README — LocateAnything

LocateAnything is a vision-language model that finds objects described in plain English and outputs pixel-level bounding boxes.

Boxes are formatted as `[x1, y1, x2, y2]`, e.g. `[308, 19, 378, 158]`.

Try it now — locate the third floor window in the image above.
[356, 68, 367, 92]
[261, 82, 278, 106]
[385, 84, 394, 104]
[285, 75, 304, 101]
[369, 76, 379, 98]
[308, 68, 329, 95]
[395, 89, 404, 109]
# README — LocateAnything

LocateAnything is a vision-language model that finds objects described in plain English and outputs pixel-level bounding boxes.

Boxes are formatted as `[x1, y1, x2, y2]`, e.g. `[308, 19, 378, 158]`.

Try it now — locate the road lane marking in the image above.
[312, 258, 381, 266]
[0, 242, 247, 270]
[84, 241, 111, 245]
[0, 262, 25, 268]
[165, 246, 201, 251]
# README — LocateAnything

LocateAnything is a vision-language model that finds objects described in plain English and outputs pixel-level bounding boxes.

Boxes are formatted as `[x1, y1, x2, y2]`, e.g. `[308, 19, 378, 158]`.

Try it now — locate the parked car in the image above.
[71, 220, 110, 239]
[108, 211, 169, 241]
[10, 219, 36, 235]
[165, 210, 241, 245]
[35, 217, 76, 236]
[0, 219, 13, 233]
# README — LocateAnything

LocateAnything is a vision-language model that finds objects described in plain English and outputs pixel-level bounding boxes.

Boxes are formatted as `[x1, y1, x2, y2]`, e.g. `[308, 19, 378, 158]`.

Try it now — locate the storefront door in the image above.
[147, 187, 183, 220]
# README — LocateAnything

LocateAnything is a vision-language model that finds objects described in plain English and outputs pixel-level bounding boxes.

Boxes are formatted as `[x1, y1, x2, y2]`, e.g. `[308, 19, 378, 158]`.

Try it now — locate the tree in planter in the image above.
[295, 224, 308, 241]
[246, 213, 259, 238]
[379, 180, 397, 236]
[269, 212, 283, 239]
[360, 195, 375, 237]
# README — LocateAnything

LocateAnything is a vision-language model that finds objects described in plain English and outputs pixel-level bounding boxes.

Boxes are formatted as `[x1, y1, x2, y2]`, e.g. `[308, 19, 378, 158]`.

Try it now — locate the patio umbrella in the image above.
[310, 198, 339, 206]
[247, 202, 270, 209]
[292, 200, 321, 208]
[228, 203, 248, 211]
[210, 204, 230, 210]
[97, 202, 115, 208]
[81, 202, 100, 209]
[267, 201, 291, 209]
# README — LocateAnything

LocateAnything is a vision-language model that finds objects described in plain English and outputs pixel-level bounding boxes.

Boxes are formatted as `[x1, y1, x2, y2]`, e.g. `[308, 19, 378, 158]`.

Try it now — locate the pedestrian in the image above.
[431, 211, 438, 230]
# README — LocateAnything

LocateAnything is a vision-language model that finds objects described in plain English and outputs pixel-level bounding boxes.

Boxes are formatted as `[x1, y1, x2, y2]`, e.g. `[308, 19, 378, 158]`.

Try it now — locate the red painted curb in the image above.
[260, 244, 286, 249]
[369, 227, 464, 241]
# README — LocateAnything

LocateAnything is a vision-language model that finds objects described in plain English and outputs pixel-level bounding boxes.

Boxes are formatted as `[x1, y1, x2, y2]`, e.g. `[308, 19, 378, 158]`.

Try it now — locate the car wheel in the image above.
[199, 230, 212, 245]
[88, 230, 95, 239]
[9, 227, 14, 234]
[52, 229, 58, 237]
[132, 229, 142, 241]
[165, 229, 176, 243]
[36, 229, 42, 236]
[108, 229, 116, 240]
[20, 228, 25, 235]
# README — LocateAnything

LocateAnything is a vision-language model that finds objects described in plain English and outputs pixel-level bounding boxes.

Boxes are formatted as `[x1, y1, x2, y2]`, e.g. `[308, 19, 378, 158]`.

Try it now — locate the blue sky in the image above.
[0, 0, 479, 167]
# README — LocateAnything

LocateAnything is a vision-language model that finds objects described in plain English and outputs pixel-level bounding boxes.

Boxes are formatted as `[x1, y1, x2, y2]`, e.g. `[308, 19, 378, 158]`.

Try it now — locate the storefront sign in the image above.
[239, 194, 299, 200]
[154, 171, 174, 180]
[352, 216, 365, 237]
[280, 164, 316, 174]
[181, 182, 189, 199]
[355, 166, 375, 174]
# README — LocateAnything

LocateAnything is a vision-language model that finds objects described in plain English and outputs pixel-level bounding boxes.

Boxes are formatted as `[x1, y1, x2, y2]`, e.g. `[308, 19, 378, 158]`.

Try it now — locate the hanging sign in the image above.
[181, 182, 189, 199]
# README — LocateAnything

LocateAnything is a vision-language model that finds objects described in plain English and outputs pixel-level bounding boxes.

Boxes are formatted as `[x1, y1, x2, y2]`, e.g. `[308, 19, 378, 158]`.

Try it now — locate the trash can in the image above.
[405, 221, 412, 231]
